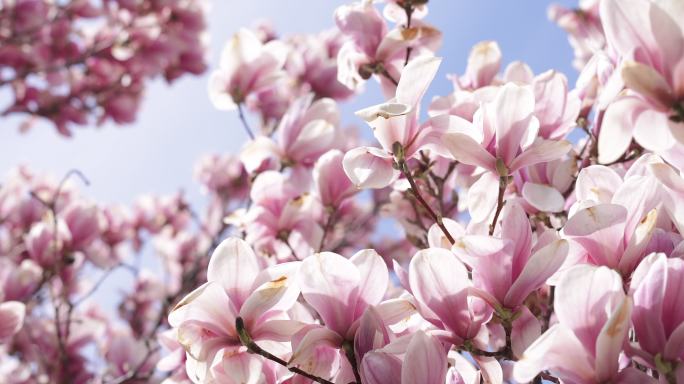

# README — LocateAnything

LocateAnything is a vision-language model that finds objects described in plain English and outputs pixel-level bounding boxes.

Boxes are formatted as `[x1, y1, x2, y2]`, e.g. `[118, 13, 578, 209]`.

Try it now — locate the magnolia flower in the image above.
[598, 0, 684, 163]
[563, 158, 662, 275]
[169, 238, 302, 382]
[343, 56, 449, 189]
[288, 250, 393, 379]
[629, 253, 684, 381]
[408, 247, 491, 346]
[0, 301, 25, 341]
[443, 82, 572, 178]
[548, 0, 605, 70]
[335, 0, 441, 95]
[209, 28, 287, 111]
[514, 265, 653, 383]
[240, 94, 340, 173]
[360, 331, 447, 384]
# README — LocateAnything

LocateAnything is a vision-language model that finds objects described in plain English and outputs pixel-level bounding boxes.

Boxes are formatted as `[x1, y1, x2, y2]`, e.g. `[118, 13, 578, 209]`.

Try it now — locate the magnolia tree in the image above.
[2, 0, 684, 383]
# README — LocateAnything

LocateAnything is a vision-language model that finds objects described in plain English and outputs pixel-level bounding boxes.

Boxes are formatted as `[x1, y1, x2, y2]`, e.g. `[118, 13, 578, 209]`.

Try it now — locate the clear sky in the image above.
[0, 0, 578, 210]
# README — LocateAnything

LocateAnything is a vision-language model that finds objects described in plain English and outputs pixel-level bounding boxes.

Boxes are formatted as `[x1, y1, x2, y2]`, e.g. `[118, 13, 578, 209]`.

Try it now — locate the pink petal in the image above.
[466, 172, 499, 223]
[522, 182, 565, 213]
[575, 165, 623, 203]
[511, 306, 542, 358]
[563, 204, 627, 268]
[210, 349, 263, 384]
[207, 238, 262, 309]
[463, 41, 501, 89]
[600, 0, 660, 68]
[342, 146, 399, 189]
[471, 355, 503, 384]
[0, 301, 25, 340]
[360, 351, 402, 384]
[508, 139, 572, 173]
[501, 201, 532, 272]
[630, 253, 667, 357]
[633, 108, 677, 152]
[350, 249, 389, 319]
[299, 252, 360, 336]
[598, 96, 643, 164]
[402, 331, 447, 384]
[239, 262, 301, 328]
[240, 137, 281, 173]
[314, 149, 356, 207]
[442, 132, 497, 172]
[354, 306, 391, 361]
[513, 325, 595, 384]
[594, 296, 633, 382]
[554, 265, 625, 356]
[621, 61, 674, 109]
[492, 83, 536, 166]
[504, 240, 568, 308]
[289, 326, 343, 380]
[396, 56, 442, 107]
[664, 321, 684, 360]
[408, 248, 472, 339]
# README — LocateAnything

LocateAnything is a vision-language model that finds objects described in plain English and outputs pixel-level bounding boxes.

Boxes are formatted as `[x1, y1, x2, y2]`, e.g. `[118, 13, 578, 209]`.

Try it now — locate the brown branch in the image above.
[236, 317, 335, 384]
[488, 175, 508, 236]
[395, 146, 455, 244]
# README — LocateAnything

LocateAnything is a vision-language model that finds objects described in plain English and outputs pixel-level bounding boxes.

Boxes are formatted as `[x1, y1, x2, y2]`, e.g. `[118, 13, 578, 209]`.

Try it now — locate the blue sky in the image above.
[0, 0, 578, 210]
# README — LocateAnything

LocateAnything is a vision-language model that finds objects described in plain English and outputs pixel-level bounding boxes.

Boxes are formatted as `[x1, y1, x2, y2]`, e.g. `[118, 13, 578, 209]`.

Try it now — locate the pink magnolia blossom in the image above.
[168, 237, 302, 383]
[548, 0, 605, 69]
[240, 94, 340, 173]
[0, 301, 25, 341]
[407, 247, 491, 347]
[629, 252, 684, 381]
[335, 0, 441, 96]
[513, 265, 652, 384]
[209, 28, 287, 111]
[563, 159, 662, 275]
[443, 82, 572, 178]
[360, 331, 447, 384]
[343, 56, 449, 189]
[597, 0, 684, 163]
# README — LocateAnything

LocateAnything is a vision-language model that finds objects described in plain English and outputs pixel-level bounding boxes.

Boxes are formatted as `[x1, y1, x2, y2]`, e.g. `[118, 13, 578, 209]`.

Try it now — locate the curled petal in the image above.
[343, 147, 399, 189]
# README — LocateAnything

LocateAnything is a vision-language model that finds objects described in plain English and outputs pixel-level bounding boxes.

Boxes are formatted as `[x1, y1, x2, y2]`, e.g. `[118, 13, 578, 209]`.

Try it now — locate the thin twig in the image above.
[488, 176, 508, 236]
[236, 317, 335, 384]
[397, 157, 455, 244]
[237, 103, 256, 140]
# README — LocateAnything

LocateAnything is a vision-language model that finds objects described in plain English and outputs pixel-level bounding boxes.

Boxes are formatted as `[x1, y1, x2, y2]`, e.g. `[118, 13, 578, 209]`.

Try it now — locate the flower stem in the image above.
[237, 103, 255, 140]
[397, 157, 455, 245]
[236, 317, 335, 384]
[489, 176, 508, 236]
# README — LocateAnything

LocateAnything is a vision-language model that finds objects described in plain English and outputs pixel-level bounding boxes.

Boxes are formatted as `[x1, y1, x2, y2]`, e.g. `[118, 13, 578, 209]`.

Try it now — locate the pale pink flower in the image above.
[0, 301, 25, 342]
[360, 331, 447, 384]
[629, 253, 684, 381]
[343, 56, 450, 189]
[240, 94, 339, 173]
[169, 238, 302, 382]
[443, 82, 572, 178]
[209, 28, 287, 111]
[408, 248, 491, 346]
[513, 265, 652, 384]
[563, 159, 662, 275]
[598, 0, 684, 163]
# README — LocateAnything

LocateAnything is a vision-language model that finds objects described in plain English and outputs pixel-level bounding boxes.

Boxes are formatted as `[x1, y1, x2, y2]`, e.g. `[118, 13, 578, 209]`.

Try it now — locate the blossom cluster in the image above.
[0, 0, 207, 135]
[2, 0, 684, 383]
